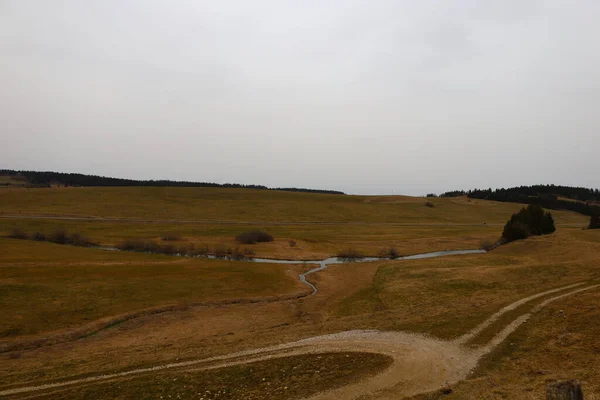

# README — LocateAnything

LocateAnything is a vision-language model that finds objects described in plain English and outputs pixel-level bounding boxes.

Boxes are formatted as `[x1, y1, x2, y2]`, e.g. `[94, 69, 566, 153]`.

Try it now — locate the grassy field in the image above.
[0, 238, 304, 339]
[0, 186, 588, 224]
[1, 186, 599, 399]
[0, 186, 589, 260]
[0, 217, 501, 259]
[412, 289, 600, 399]
[2, 229, 599, 398]
[332, 228, 600, 338]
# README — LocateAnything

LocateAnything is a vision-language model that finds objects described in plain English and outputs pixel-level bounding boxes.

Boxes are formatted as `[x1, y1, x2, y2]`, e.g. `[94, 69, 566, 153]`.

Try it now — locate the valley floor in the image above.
[1, 187, 598, 399]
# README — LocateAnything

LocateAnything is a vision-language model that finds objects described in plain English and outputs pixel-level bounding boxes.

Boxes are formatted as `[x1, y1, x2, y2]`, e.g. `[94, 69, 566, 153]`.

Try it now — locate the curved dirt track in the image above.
[2, 283, 598, 399]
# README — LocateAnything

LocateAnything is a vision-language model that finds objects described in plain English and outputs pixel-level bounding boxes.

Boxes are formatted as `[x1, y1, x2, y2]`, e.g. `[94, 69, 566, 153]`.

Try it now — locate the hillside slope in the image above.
[0, 187, 588, 225]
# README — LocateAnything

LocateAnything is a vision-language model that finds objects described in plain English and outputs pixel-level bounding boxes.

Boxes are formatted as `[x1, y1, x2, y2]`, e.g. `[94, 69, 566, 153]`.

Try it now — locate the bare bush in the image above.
[235, 230, 274, 244]
[8, 228, 96, 247]
[480, 239, 499, 251]
[67, 232, 96, 247]
[378, 247, 401, 259]
[117, 239, 156, 252]
[288, 239, 297, 247]
[227, 247, 254, 260]
[51, 229, 69, 245]
[336, 248, 365, 259]
[214, 246, 228, 259]
[192, 245, 209, 256]
[32, 231, 46, 241]
[117, 239, 196, 255]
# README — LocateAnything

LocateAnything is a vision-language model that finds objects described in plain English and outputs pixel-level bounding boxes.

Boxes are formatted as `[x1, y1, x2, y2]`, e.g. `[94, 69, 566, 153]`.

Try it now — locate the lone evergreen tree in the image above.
[502, 204, 556, 243]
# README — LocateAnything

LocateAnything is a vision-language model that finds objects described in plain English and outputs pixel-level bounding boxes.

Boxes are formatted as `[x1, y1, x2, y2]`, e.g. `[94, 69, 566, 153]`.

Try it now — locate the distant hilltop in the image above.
[437, 185, 600, 217]
[0, 169, 345, 195]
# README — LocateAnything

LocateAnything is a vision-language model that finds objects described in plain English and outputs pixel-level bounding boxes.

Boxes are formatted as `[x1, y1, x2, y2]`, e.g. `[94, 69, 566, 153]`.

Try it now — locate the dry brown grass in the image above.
[0, 239, 305, 341]
[0, 187, 587, 224]
[0, 187, 587, 261]
[411, 289, 600, 399]
[0, 217, 504, 260]
[4, 229, 599, 394]
[1, 187, 598, 398]
[28, 352, 393, 400]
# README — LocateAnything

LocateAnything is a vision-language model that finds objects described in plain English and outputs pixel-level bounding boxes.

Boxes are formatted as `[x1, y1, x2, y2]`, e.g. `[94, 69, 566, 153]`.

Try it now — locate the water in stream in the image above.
[102, 246, 486, 295]
[252, 249, 486, 294]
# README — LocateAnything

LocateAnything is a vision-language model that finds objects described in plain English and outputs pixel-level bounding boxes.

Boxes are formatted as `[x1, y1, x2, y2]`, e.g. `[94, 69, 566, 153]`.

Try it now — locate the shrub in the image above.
[117, 239, 199, 255]
[51, 229, 69, 245]
[162, 233, 182, 241]
[235, 230, 274, 245]
[176, 243, 196, 255]
[8, 228, 28, 239]
[480, 239, 499, 251]
[288, 239, 297, 247]
[192, 245, 209, 256]
[67, 232, 96, 247]
[378, 247, 400, 259]
[32, 231, 47, 241]
[501, 204, 555, 243]
[424, 201, 436, 208]
[8, 227, 96, 247]
[214, 246, 228, 259]
[227, 247, 255, 260]
[117, 239, 155, 252]
[589, 215, 600, 229]
[159, 243, 177, 255]
[336, 248, 364, 259]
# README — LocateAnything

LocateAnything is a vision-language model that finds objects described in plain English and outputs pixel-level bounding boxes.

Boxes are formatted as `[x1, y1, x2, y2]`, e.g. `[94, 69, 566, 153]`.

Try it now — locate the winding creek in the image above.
[104, 247, 487, 295]
[253, 249, 486, 294]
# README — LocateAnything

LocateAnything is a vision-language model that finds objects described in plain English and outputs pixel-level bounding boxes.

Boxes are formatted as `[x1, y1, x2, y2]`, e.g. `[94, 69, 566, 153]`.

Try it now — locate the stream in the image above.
[102, 247, 486, 295]
[248, 249, 485, 295]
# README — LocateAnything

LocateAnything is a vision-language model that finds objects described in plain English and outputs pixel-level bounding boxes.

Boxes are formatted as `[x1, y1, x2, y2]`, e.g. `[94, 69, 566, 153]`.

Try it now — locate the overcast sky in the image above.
[1, 1, 599, 195]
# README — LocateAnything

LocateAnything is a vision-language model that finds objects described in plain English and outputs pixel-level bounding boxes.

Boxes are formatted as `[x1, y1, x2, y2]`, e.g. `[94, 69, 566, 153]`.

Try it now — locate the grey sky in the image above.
[1, 1, 599, 195]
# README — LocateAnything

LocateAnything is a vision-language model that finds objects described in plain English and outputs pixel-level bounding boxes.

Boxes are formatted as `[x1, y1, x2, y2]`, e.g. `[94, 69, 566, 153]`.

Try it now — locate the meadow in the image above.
[0, 186, 587, 224]
[1, 186, 598, 399]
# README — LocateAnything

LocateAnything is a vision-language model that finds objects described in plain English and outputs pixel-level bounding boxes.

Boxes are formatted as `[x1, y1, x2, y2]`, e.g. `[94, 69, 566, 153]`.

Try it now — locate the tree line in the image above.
[0, 169, 345, 195]
[439, 185, 600, 217]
